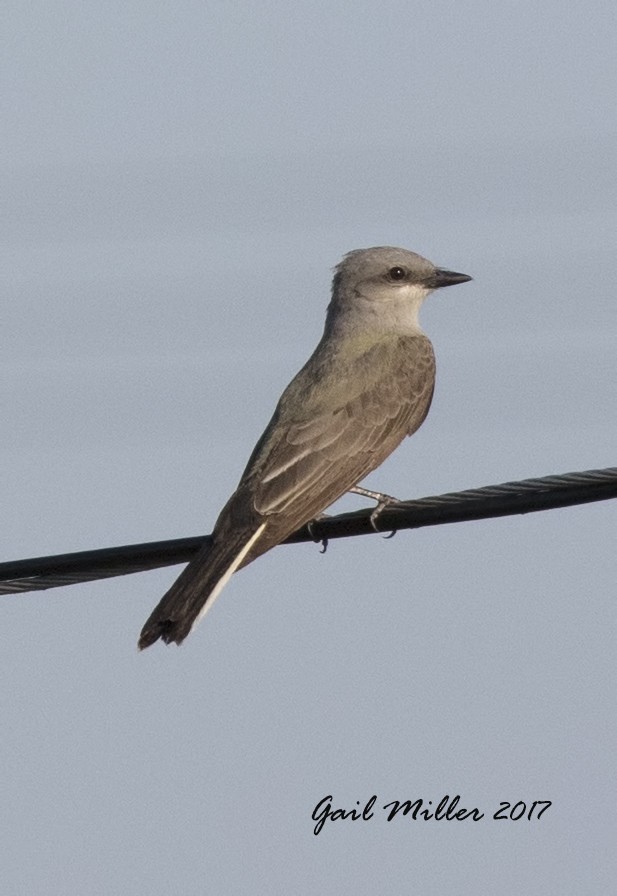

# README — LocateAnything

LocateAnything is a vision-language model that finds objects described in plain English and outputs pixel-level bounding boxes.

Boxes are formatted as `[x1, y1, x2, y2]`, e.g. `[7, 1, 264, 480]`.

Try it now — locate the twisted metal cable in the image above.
[1, 466, 615, 595]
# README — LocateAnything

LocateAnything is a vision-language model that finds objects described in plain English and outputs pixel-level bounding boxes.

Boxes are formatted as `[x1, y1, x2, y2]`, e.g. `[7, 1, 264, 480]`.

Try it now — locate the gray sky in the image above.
[2, 1, 616, 893]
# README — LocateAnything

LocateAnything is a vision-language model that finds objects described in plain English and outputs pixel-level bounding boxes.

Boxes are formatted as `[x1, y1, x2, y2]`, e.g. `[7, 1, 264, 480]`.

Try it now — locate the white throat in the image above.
[352, 283, 431, 336]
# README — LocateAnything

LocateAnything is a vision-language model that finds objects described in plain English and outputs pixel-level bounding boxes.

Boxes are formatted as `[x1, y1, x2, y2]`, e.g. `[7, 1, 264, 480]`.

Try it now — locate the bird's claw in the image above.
[349, 487, 401, 537]
[307, 516, 330, 553]
[369, 498, 400, 537]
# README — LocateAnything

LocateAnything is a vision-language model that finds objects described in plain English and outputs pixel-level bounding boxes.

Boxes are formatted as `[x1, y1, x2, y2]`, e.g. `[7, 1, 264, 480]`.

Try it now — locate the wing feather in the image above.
[252, 335, 435, 517]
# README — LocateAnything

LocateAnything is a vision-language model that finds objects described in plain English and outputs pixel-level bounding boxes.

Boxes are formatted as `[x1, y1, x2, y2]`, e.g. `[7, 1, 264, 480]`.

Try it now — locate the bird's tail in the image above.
[138, 522, 266, 649]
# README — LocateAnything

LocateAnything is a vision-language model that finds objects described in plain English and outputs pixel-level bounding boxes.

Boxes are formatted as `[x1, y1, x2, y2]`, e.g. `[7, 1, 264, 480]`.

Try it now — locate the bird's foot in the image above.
[349, 485, 400, 536]
[307, 513, 331, 553]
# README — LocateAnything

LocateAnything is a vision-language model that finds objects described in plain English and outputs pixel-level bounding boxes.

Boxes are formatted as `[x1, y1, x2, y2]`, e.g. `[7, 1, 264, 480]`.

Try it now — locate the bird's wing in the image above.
[252, 335, 435, 519]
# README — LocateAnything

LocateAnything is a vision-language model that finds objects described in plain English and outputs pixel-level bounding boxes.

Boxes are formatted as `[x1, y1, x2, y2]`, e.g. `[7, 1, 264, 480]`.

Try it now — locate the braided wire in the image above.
[1, 466, 615, 594]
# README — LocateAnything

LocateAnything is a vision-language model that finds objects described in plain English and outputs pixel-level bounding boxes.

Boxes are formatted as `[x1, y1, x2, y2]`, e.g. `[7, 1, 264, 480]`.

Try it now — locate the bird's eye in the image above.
[388, 266, 406, 281]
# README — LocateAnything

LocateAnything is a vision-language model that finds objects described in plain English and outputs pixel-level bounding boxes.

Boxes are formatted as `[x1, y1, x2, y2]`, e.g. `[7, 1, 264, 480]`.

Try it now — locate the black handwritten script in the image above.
[311, 795, 552, 835]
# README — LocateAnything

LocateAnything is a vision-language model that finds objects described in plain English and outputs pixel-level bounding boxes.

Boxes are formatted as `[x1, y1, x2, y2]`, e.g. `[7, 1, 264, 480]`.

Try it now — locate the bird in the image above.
[138, 246, 471, 648]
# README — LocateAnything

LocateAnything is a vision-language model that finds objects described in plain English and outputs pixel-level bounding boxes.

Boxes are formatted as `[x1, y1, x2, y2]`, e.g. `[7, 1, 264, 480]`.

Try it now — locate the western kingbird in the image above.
[139, 246, 471, 648]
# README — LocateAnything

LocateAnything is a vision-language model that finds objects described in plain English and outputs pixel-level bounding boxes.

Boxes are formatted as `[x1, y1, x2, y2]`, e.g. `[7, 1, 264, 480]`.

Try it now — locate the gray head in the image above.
[328, 246, 471, 335]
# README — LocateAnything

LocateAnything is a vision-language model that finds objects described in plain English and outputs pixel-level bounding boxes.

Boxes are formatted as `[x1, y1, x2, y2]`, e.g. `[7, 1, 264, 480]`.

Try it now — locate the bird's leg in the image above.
[307, 513, 331, 553]
[349, 485, 400, 535]
[349, 485, 399, 505]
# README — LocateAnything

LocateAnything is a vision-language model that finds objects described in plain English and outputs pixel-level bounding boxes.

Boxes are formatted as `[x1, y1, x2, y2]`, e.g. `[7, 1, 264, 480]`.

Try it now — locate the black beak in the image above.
[431, 268, 473, 288]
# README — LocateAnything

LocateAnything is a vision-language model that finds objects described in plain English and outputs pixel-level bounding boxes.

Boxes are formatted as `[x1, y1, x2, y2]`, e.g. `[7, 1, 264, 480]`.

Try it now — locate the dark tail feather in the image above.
[138, 523, 266, 649]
